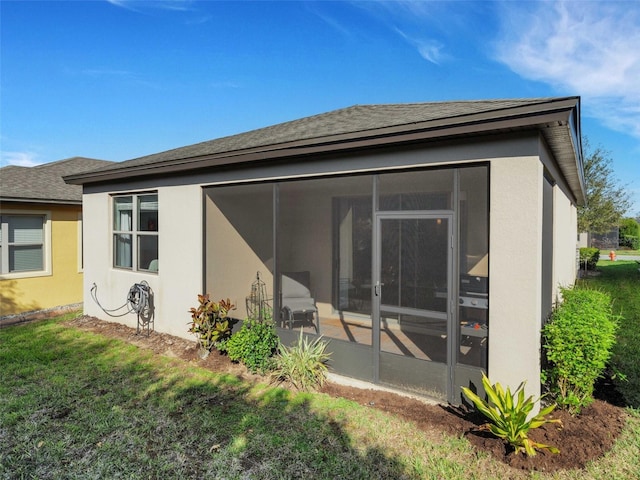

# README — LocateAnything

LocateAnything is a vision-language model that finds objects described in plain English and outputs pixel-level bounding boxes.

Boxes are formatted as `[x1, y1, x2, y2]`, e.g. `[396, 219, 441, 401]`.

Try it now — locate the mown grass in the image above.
[616, 250, 640, 256]
[599, 249, 640, 257]
[1, 312, 639, 479]
[580, 259, 640, 408]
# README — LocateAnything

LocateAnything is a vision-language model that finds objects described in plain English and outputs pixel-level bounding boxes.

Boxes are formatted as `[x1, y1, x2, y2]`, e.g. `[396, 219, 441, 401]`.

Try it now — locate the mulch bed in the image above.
[64, 315, 629, 473]
[321, 383, 626, 472]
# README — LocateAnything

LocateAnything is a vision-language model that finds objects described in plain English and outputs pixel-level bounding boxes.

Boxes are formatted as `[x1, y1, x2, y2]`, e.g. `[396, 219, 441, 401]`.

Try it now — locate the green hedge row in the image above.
[620, 235, 639, 250]
[579, 247, 600, 270]
[619, 218, 640, 249]
[542, 287, 619, 414]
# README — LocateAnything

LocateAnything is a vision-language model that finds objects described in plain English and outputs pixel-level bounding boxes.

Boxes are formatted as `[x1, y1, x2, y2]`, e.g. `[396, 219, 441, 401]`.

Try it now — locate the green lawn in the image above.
[580, 259, 640, 408]
[599, 249, 640, 257]
[617, 250, 640, 256]
[1, 312, 640, 479]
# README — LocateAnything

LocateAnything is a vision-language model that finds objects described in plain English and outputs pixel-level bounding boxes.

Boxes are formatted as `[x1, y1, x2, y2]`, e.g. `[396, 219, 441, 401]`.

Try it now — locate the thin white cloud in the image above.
[351, 1, 451, 65]
[495, 1, 640, 138]
[184, 14, 212, 26]
[305, 2, 354, 38]
[70, 66, 161, 90]
[106, 0, 193, 12]
[395, 27, 446, 65]
[106, 0, 209, 25]
[416, 39, 445, 65]
[105, 0, 138, 12]
[209, 80, 241, 89]
[1, 151, 42, 168]
[80, 68, 133, 77]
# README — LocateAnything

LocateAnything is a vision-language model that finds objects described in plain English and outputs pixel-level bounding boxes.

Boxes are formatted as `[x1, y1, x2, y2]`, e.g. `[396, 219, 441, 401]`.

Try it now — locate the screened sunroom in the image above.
[68, 97, 584, 406]
[205, 165, 488, 402]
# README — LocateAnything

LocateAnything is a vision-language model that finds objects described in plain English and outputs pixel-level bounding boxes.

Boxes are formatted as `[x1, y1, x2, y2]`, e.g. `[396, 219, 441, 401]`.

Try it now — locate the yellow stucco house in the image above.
[0, 157, 112, 318]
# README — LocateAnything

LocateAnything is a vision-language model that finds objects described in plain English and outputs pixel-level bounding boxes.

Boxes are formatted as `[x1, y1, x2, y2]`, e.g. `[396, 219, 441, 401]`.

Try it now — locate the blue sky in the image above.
[2, 0, 639, 214]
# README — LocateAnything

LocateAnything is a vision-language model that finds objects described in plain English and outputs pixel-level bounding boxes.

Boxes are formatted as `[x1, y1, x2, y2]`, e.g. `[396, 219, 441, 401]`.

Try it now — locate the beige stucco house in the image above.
[65, 97, 584, 404]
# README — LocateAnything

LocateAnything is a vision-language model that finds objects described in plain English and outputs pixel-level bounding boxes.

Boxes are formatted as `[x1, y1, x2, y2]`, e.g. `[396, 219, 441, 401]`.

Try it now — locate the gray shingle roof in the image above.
[1, 157, 113, 204]
[63, 97, 584, 204]
[80, 98, 567, 173]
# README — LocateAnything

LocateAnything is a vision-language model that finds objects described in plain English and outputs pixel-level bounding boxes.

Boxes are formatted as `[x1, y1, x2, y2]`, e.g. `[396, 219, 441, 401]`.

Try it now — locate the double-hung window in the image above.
[113, 193, 158, 272]
[0, 213, 49, 276]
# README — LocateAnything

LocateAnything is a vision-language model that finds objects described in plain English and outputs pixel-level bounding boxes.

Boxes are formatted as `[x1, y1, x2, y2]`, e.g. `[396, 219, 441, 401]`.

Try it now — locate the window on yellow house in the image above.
[0, 213, 49, 275]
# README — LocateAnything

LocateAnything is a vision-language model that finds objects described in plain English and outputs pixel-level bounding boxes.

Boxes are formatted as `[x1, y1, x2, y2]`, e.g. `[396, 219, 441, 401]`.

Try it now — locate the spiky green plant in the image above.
[271, 330, 331, 391]
[462, 374, 562, 456]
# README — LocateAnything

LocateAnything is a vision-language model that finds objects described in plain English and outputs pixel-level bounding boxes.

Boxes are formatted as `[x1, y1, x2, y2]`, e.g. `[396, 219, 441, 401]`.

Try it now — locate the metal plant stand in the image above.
[245, 271, 272, 321]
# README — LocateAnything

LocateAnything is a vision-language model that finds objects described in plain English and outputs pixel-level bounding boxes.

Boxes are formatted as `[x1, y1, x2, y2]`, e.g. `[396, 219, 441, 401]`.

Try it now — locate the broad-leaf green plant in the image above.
[271, 329, 331, 391]
[462, 374, 562, 457]
[188, 294, 236, 356]
[225, 317, 278, 374]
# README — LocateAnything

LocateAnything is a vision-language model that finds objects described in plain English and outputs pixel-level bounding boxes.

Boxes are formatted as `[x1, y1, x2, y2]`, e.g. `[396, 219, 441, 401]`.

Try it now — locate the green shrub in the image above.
[188, 295, 237, 356]
[619, 217, 640, 238]
[225, 318, 278, 374]
[271, 330, 331, 391]
[620, 235, 639, 250]
[462, 374, 561, 457]
[579, 247, 600, 270]
[542, 287, 620, 414]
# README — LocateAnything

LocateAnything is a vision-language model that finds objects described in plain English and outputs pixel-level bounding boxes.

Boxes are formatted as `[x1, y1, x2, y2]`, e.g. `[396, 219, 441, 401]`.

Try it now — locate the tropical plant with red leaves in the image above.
[188, 294, 236, 356]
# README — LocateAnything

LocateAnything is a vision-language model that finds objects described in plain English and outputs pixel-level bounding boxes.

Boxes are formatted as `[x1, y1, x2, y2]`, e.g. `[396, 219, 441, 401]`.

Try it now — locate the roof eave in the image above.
[65, 98, 584, 204]
[0, 197, 82, 206]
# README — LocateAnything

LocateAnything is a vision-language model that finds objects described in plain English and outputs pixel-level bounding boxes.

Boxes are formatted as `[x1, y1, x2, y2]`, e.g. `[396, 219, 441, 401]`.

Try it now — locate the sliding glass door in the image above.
[205, 165, 488, 403]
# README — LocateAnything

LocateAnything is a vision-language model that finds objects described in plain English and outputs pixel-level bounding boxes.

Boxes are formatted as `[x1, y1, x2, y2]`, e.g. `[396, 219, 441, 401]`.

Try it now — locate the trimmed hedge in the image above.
[620, 235, 639, 250]
[579, 247, 600, 270]
[619, 218, 640, 249]
[542, 287, 619, 414]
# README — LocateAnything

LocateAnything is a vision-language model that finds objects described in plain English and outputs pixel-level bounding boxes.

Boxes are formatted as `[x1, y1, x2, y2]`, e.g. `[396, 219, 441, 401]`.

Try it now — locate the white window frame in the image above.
[0, 210, 52, 279]
[111, 192, 158, 273]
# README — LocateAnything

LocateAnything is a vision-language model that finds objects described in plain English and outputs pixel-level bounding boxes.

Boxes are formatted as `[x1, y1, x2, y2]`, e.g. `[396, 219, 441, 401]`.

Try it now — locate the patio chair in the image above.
[281, 271, 319, 333]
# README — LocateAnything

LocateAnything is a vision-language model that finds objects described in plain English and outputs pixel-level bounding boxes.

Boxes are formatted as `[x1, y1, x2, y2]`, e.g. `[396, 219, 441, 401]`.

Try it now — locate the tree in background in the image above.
[577, 139, 632, 234]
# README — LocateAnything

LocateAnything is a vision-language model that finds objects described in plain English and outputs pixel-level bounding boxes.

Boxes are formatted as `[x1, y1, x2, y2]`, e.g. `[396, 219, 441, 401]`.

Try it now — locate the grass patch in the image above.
[616, 250, 640, 256]
[1, 315, 639, 479]
[600, 249, 640, 256]
[579, 259, 640, 408]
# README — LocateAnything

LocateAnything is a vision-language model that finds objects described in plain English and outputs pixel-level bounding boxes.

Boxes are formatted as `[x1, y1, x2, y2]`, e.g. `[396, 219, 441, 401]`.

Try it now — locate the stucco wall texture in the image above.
[0, 205, 83, 316]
